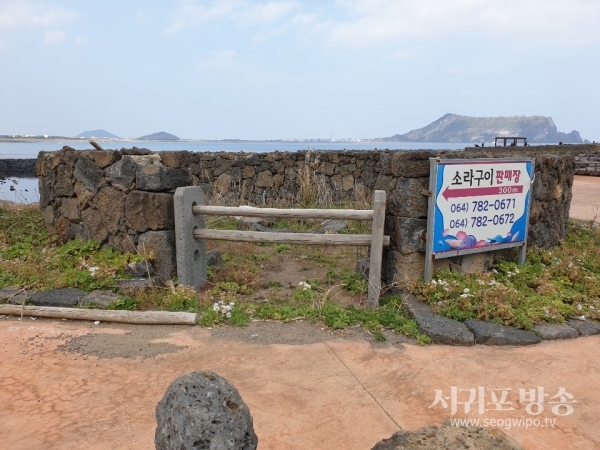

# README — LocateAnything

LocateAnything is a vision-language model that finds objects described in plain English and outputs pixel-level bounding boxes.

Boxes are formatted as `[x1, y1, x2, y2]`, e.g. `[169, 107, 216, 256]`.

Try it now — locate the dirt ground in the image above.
[1, 316, 599, 450]
[570, 175, 600, 222]
[1, 176, 599, 450]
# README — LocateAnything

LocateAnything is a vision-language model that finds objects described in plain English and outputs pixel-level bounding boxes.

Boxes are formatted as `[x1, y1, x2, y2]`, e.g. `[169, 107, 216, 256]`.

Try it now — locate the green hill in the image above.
[76, 129, 120, 139]
[138, 131, 180, 141]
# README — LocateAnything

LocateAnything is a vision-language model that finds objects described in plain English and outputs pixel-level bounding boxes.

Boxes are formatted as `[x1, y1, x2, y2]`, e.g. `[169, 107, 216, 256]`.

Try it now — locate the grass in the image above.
[0, 201, 427, 344]
[198, 292, 431, 345]
[0, 203, 143, 292]
[412, 220, 600, 331]
[196, 210, 431, 343]
[12, 197, 598, 342]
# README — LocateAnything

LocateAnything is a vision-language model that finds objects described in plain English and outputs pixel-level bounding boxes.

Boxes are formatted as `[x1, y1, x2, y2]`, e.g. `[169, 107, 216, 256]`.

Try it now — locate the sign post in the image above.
[424, 157, 535, 281]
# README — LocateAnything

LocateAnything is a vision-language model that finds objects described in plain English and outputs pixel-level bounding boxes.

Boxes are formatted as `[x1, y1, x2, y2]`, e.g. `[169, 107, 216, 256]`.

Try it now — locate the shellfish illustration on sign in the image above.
[439, 230, 520, 250]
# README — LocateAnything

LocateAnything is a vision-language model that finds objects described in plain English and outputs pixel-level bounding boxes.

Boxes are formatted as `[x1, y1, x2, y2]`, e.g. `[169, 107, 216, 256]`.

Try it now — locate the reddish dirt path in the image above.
[1, 319, 599, 450]
[570, 175, 600, 222]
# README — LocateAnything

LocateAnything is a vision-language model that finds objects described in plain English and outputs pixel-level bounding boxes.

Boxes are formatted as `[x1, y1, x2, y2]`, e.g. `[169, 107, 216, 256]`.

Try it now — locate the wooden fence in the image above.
[174, 186, 389, 307]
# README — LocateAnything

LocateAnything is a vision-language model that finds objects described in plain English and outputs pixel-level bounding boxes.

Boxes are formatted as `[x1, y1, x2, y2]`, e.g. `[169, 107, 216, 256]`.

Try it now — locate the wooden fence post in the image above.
[367, 190, 386, 307]
[174, 186, 206, 290]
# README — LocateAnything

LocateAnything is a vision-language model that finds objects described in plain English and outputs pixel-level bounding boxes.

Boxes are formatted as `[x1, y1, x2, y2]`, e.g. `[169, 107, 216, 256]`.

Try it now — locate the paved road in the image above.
[0, 319, 598, 450]
[570, 175, 600, 222]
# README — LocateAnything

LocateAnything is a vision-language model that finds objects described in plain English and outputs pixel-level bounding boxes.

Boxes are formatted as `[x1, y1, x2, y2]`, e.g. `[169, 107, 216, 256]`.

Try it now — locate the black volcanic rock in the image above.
[384, 113, 583, 144]
[0, 159, 37, 177]
[155, 371, 258, 450]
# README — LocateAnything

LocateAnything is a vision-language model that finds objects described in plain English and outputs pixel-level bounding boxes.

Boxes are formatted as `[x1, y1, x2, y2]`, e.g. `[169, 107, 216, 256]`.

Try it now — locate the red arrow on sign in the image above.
[442, 185, 523, 200]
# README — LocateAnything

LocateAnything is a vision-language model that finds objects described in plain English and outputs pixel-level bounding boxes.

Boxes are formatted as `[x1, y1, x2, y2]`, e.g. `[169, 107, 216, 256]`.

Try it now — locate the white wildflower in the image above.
[298, 281, 311, 291]
[88, 266, 99, 277]
[212, 300, 235, 317]
[463, 288, 470, 293]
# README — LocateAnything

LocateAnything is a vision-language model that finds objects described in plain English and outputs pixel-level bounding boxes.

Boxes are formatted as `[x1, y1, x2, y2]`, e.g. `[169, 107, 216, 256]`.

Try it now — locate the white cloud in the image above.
[166, 0, 301, 34]
[242, 1, 300, 24]
[251, 27, 284, 45]
[44, 29, 66, 43]
[292, 12, 319, 26]
[323, 0, 600, 48]
[74, 36, 89, 45]
[390, 48, 416, 61]
[196, 49, 238, 71]
[0, 1, 78, 29]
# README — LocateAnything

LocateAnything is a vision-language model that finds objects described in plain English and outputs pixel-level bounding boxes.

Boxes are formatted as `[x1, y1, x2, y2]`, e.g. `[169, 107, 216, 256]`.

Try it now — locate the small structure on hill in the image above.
[495, 137, 528, 147]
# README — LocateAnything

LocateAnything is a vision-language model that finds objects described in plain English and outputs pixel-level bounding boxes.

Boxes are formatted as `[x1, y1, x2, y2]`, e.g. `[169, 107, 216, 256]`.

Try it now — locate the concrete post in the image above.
[174, 187, 206, 290]
[367, 190, 386, 308]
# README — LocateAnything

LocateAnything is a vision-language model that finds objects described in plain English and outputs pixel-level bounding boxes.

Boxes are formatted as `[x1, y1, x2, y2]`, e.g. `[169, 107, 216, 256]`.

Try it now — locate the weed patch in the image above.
[0, 204, 143, 291]
[413, 220, 600, 330]
[197, 292, 430, 344]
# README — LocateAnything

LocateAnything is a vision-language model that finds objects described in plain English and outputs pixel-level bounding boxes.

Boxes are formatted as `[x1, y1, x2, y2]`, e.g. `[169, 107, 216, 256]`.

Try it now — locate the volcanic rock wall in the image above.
[37, 146, 576, 285]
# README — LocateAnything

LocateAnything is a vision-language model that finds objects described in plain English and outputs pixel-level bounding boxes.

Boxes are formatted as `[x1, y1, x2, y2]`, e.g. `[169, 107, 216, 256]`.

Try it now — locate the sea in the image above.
[0, 140, 472, 204]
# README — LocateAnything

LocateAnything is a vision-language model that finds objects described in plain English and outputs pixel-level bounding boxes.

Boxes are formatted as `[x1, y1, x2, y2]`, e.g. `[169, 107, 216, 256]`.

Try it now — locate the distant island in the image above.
[76, 129, 120, 139]
[1, 117, 591, 144]
[383, 114, 584, 144]
[138, 132, 180, 141]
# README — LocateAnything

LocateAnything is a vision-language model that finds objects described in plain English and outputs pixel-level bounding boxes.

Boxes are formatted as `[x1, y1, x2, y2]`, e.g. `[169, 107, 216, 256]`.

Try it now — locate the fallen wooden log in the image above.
[0, 304, 197, 325]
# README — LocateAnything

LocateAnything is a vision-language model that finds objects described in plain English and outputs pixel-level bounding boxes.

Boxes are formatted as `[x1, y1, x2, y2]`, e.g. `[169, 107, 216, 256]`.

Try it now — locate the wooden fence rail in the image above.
[174, 187, 389, 307]
[0, 305, 197, 325]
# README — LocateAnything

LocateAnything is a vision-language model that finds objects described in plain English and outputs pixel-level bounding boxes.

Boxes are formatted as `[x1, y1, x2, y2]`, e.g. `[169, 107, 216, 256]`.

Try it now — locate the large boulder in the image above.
[155, 371, 258, 450]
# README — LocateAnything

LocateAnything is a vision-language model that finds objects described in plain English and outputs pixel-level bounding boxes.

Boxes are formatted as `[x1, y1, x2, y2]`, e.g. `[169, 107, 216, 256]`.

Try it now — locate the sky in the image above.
[0, 0, 599, 140]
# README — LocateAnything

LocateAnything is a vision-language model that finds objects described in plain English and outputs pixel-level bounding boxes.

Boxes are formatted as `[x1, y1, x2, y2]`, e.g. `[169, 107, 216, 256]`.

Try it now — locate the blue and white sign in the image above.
[431, 158, 534, 255]
[425, 158, 534, 272]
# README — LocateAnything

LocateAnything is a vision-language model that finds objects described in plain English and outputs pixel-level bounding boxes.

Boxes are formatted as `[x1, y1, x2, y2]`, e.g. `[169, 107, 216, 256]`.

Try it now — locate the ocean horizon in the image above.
[0, 140, 477, 159]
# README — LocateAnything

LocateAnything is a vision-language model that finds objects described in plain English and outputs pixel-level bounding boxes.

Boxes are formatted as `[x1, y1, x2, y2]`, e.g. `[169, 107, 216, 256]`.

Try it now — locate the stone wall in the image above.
[0, 159, 37, 178]
[575, 149, 600, 176]
[37, 145, 576, 286]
